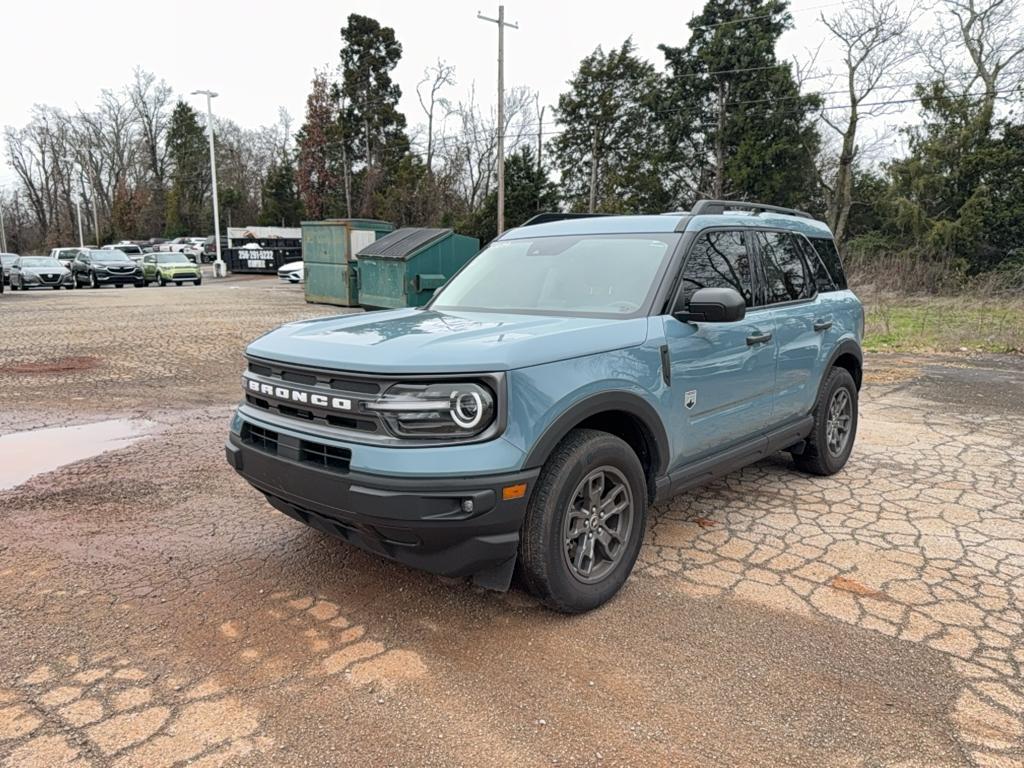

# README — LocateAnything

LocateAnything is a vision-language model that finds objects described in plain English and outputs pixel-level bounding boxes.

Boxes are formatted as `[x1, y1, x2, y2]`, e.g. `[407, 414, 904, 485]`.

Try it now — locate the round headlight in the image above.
[450, 390, 484, 429]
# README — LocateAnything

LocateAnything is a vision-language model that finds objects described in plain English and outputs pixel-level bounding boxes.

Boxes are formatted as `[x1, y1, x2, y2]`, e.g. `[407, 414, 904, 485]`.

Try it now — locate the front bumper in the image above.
[95, 271, 143, 284]
[226, 429, 537, 590]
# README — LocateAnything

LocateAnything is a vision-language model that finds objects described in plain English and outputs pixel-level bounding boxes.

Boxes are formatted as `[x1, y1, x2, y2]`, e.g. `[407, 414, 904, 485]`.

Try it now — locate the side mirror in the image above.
[674, 287, 746, 323]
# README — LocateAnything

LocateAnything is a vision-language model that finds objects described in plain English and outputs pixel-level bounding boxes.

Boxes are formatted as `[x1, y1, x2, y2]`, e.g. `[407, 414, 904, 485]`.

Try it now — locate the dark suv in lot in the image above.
[227, 200, 863, 612]
[71, 249, 145, 288]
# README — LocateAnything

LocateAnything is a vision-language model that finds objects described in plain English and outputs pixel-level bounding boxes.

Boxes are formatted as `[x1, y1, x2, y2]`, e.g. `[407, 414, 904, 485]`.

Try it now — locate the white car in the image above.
[277, 261, 304, 284]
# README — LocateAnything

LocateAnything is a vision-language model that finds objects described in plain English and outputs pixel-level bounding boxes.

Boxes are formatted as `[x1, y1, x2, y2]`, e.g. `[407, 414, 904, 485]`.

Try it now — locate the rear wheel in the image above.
[518, 429, 647, 613]
[793, 366, 858, 476]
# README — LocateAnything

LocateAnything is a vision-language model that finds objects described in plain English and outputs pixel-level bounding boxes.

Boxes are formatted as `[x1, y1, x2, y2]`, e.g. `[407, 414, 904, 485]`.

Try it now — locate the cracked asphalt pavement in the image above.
[1, 279, 1022, 767]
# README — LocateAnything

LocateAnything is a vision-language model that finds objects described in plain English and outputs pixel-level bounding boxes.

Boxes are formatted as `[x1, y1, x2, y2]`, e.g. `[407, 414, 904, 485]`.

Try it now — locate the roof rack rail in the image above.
[689, 199, 813, 219]
[519, 212, 616, 227]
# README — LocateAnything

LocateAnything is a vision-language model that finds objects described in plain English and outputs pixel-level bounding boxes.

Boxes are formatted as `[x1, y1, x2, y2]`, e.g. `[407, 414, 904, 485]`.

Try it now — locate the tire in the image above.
[134, 280, 145, 288]
[115, 283, 124, 289]
[518, 428, 647, 613]
[90, 272, 100, 289]
[793, 366, 858, 476]
[158, 274, 166, 287]
[10, 281, 17, 291]
[52, 285, 60, 290]
[194, 278, 202, 286]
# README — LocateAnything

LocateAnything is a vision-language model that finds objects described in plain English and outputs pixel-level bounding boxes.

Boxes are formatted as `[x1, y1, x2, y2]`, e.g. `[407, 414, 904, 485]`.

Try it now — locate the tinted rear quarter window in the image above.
[807, 237, 847, 290]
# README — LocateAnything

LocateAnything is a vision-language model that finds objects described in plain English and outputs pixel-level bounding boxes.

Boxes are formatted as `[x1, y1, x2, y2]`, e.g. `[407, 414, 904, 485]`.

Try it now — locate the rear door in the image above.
[754, 230, 822, 424]
[664, 229, 778, 465]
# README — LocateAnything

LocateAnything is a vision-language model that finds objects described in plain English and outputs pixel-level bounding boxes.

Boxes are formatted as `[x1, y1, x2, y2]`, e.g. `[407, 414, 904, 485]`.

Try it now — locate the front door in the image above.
[755, 230, 823, 424]
[664, 230, 778, 467]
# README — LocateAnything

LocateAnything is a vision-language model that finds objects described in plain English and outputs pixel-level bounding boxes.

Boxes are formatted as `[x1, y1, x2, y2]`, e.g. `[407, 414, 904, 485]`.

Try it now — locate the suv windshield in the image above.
[431, 233, 678, 316]
[21, 257, 61, 268]
[156, 254, 192, 264]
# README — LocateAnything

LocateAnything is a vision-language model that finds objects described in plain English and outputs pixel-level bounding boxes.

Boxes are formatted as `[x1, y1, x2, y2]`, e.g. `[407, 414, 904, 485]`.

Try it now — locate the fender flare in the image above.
[522, 390, 671, 475]
[819, 338, 863, 396]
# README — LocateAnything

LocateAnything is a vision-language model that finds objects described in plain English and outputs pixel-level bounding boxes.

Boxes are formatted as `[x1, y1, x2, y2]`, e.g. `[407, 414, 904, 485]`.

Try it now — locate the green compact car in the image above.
[142, 253, 203, 286]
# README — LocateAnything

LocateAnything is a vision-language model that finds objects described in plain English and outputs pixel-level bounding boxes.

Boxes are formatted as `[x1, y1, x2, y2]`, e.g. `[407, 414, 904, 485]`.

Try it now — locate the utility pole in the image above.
[589, 129, 598, 213]
[192, 90, 226, 277]
[536, 101, 544, 177]
[477, 5, 518, 235]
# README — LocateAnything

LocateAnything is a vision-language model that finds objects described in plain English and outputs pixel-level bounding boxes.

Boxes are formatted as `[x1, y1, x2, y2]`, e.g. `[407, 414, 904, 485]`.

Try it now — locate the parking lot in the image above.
[1, 278, 1022, 768]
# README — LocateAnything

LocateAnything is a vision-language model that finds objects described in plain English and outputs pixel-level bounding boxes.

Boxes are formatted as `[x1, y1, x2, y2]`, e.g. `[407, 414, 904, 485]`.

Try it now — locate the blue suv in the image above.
[226, 200, 863, 612]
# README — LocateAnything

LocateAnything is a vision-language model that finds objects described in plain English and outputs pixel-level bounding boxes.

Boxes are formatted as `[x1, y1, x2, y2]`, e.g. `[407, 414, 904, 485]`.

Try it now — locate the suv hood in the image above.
[247, 308, 649, 374]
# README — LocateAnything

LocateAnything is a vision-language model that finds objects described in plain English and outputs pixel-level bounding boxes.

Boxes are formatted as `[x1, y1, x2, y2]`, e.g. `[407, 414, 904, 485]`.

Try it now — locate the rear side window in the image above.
[806, 237, 847, 290]
[677, 230, 753, 308]
[758, 231, 814, 304]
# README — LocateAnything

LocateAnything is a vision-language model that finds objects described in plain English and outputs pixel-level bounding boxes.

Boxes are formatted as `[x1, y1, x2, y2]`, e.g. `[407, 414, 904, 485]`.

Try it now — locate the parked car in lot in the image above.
[202, 236, 227, 263]
[104, 243, 145, 262]
[0, 253, 18, 285]
[49, 247, 86, 270]
[276, 261, 304, 284]
[71, 249, 145, 288]
[141, 252, 202, 286]
[227, 200, 863, 613]
[8, 256, 73, 290]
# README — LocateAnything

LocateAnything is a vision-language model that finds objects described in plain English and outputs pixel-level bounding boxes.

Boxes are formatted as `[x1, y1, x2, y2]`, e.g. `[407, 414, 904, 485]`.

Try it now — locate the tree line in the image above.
[3, 0, 1023, 277]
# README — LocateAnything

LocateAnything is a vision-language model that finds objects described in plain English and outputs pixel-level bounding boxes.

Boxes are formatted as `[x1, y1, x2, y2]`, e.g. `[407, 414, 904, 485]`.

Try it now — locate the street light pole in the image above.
[75, 199, 84, 248]
[192, 90, 225, 277]
[477, 5, 518, 236]
[0, 196, 7, 253]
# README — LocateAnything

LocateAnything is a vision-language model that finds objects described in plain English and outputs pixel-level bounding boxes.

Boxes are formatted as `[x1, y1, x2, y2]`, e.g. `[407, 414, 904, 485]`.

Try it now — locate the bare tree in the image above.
[416, 59, 456, 175]
[819, 0, 916, 243]
[922, 0, 1024, 133]
[442, 84, 536, 210]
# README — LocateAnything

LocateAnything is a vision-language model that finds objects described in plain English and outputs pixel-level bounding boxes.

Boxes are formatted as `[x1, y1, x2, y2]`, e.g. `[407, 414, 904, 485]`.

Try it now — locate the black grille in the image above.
[245, 360, 384, 433]
[241, 423, 279, 454]
[299, 441, 351, 472]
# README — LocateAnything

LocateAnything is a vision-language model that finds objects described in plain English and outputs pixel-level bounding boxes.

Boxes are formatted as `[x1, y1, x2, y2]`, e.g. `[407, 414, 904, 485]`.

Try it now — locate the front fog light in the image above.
[368, 382, 496, 438]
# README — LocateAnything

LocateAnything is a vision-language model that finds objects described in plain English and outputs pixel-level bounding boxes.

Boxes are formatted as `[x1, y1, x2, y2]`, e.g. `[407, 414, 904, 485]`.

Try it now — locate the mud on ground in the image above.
[1, 280, 1022, 767]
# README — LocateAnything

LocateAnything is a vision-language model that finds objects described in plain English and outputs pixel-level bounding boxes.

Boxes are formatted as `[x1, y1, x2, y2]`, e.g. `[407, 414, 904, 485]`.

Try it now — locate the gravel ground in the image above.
[0, 278, 1022, 767]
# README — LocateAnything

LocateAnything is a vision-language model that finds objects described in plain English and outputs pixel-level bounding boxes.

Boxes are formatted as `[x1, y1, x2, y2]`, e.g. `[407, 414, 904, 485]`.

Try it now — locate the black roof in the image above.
[357, 227, 450, 259]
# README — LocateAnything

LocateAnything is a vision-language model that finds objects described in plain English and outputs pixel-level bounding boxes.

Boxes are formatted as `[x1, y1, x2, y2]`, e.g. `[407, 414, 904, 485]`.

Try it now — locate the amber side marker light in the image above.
[502, 483, 527, 501]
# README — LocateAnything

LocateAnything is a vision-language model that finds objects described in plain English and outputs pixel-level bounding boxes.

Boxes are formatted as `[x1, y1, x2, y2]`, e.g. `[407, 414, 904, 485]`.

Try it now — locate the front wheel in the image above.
[194, 278, 202, 286]
[518, 429, 647, 613]
[793, 366, 858, 476]
[89, 272, 100, 289]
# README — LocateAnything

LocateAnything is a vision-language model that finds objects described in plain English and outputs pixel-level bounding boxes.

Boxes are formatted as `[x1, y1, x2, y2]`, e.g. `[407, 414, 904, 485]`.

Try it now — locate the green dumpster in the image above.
[302, 219, 394, 306]
[356, 228, 480, 309]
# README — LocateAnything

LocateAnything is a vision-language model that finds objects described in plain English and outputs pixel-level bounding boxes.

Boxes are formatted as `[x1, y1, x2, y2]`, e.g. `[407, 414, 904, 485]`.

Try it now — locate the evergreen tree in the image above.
[259, 159, 304, 227]
[552, 39, 672, 214]
[660, 0, 821, 210]
[164, 101, 210, 235]
[876, 87, 1024, 272]
[339, 13, 409, 215]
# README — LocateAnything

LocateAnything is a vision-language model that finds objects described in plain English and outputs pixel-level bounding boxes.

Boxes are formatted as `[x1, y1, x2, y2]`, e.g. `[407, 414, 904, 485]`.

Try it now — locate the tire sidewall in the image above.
[532, 434, 647, 611]
[814, 368, 858, 473]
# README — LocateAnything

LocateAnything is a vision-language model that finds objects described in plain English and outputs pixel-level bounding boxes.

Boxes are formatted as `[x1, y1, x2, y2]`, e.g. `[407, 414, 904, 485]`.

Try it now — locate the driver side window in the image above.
[674, 230, 753, 310]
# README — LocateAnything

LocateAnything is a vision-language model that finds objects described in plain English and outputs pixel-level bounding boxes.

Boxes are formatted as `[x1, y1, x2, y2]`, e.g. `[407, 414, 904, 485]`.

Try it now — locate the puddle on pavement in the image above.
[0, 419, 156, 491]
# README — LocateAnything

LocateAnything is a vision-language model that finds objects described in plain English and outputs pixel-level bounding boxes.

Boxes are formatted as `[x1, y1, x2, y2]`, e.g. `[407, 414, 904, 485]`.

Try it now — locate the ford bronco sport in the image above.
[226, 200, 863, 612]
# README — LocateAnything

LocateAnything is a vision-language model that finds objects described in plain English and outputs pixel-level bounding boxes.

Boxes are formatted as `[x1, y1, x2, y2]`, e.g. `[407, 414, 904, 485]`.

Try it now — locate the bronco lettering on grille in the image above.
[245, 377, 352, 411]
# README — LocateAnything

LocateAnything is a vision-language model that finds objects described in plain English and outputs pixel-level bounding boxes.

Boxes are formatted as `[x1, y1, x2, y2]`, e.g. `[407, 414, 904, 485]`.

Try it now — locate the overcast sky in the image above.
[2, 0, 898, 188]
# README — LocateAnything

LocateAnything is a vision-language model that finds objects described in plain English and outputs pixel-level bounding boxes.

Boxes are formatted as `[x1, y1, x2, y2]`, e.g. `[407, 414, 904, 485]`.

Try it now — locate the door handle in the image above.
[813, 319, 833, 332]
[746, 332, 773, 346]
